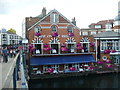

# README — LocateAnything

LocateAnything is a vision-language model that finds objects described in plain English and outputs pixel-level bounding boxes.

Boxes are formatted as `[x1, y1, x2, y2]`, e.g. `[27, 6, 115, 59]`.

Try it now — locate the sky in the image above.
[0, 0, 120, 36]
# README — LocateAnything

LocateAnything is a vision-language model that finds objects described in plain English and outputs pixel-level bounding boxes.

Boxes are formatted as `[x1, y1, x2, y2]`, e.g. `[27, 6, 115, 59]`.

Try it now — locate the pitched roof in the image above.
[93, 31, 120, 38]
[27, 9, 80, 31]
[26, 17, 41, 30]
[89, 19, 114, 29]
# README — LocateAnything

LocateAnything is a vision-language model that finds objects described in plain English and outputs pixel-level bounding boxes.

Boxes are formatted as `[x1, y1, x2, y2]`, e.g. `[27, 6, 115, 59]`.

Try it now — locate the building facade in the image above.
[25, 8, 96, 75]
[0, 28, 22, 48]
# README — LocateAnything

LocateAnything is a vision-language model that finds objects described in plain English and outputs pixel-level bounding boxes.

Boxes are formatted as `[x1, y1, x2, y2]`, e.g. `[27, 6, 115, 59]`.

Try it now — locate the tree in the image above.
[7, 28, 16, 34]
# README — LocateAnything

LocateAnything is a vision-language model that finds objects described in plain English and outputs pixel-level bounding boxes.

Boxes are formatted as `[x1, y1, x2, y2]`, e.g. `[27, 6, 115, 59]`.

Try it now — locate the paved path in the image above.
[0, 54, 20, 89]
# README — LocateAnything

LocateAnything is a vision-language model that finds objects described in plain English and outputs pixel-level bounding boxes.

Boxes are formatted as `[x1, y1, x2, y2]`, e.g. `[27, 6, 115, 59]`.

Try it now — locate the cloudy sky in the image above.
[0, 0, 119, 36]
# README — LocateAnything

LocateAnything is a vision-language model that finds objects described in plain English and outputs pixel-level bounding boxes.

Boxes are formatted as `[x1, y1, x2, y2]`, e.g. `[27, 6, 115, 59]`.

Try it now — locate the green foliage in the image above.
[7, 28, 16, 34]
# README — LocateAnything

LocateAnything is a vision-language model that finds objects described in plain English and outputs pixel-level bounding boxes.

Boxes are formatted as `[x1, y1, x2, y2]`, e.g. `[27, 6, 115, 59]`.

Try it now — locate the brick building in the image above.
[24, 8, 96, 75]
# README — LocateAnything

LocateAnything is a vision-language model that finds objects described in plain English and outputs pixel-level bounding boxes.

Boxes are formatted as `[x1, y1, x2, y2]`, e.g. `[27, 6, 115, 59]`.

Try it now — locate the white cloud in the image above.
[0, 0, 119, 36]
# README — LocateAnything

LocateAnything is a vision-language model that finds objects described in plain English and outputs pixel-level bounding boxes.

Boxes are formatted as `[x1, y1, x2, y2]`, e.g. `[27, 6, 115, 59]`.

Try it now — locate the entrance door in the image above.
[51, 44, 58, 54]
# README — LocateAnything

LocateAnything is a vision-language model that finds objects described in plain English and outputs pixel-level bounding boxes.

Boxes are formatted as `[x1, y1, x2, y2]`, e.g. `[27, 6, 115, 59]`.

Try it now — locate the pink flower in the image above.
[68, 32, 74, 37]
[76, 46, 83, 50]
[69, 67, 76, 71]
[43, 44, 49, 48]
[34, 32, 41, 36]
[30, 48, 35, 53]
[76, 43, 81, 47]
[90, 42, 95, 47]
[61, 43, 66, 47]
[104, 49, 111, 54]
[106, 64, 112, 68]
[105, 60, 112, 63]
[51, 32, 58, 37]
[60, 47, 68, 51]
[43, 47, 51, 51]
[110, 50, 116, 53]
[97, 61, 103, 64]
[28, 44, 33, 49]
[47, 68, 54, 73]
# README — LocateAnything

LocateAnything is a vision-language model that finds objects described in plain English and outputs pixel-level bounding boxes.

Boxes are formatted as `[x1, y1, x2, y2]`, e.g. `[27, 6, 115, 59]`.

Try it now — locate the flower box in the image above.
[34, 32, 41, 37]
[68, 32, 74, 37]
[51, 32, 58, 37]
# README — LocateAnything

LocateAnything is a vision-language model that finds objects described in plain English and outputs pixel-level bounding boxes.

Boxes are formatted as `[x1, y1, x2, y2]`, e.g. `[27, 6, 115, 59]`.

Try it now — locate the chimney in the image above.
[42, 7, 46, 17]
[72, 17, 76, 25]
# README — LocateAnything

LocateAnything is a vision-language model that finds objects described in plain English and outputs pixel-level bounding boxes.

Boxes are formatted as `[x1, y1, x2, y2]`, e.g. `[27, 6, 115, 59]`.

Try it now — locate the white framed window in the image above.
[50, 13, 59, 23]
[34, 26, 41, 33]
[91, 32, 96, 35]
[82, 32, 88, 35]
[52, 25, 57, 32]
[67, 26, 73, 33]
[95, 25, 101, 29]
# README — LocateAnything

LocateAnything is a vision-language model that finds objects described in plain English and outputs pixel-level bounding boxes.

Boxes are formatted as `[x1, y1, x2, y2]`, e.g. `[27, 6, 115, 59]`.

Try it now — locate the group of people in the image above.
[1, 46, 18, 63]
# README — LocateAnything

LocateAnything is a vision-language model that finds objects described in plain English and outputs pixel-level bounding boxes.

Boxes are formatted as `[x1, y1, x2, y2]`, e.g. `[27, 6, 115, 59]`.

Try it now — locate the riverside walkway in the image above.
[0, 53, 21, 89]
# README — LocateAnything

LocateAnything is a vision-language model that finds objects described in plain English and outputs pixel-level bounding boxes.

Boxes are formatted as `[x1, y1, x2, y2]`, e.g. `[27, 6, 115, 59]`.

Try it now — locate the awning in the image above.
[30, 55, 96, 66]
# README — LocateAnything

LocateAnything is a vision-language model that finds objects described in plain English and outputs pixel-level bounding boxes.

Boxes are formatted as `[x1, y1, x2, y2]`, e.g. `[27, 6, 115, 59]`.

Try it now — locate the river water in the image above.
[28, 73, 120, 88]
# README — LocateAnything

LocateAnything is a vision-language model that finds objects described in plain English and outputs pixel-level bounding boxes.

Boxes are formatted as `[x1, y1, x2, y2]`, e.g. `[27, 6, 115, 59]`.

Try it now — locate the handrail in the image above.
[20, 50, 28, 90]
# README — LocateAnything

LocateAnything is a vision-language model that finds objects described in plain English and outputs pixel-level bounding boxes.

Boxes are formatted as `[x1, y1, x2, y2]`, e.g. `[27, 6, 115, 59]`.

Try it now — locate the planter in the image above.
[51, 32, 58, 37]
[68, 32, 74, 37]
[34, 32, 41, 37]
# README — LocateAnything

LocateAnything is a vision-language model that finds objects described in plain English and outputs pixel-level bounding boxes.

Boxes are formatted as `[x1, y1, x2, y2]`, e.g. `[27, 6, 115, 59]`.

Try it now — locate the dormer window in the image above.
[67, 26, 73, 32]
[52, 25, 57, 32]
[34, 26, 41, 33]
[95, 25, 101, 29]
[50, 13, 59, 23]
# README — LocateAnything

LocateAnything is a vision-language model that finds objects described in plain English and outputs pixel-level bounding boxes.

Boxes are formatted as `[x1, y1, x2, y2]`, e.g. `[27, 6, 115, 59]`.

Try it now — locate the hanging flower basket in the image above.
[104, 49, 111, 54]
[51, 32, 58, 37]
[60, 47, 68, 52]
[34, 32, 41, 37]
[68, 32, 74, 37]
[97, 61, 103, 64]
[90, 42, 95, 47]
[69, 67, 76, 71]
[110, 50, 116, 53]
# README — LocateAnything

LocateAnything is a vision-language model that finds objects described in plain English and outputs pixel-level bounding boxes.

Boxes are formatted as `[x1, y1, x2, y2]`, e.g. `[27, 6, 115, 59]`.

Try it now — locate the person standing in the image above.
[2, 47, 8, 63]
